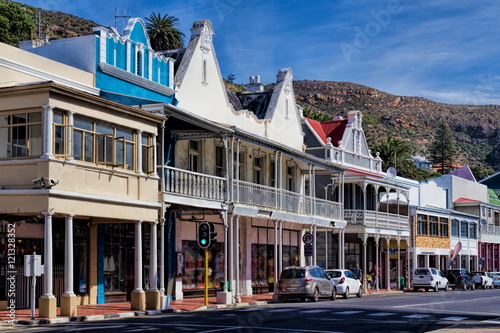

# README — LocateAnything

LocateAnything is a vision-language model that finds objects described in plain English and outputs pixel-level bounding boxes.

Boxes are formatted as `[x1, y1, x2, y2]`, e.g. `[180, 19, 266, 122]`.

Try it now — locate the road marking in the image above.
[441, 316, 468, 321]
[403, 314, 432, 319]
[266, 308, 295, 312]
[482, 320, 500, 324]
[367, 312, 397, 317]
[301, 309, 331, 313]
[333, 310, 364, 315]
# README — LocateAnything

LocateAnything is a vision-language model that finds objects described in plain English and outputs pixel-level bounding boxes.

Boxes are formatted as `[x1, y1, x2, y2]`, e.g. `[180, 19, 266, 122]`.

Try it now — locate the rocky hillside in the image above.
[290, 80, 500, 175]
[16, 1, 100, 41]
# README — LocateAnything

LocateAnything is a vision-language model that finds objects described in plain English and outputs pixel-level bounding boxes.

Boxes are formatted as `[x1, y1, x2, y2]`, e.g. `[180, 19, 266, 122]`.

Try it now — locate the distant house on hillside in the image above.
[412, 155, 432, 170]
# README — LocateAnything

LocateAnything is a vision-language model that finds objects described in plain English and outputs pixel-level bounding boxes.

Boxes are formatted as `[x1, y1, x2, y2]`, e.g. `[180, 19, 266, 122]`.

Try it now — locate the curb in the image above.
[5, 308, 178, 326]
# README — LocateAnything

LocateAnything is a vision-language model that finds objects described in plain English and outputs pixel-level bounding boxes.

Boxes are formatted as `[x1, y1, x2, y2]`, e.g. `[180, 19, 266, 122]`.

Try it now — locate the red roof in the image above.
[454, 197, 480, 203]
[305, 117, 347, 146]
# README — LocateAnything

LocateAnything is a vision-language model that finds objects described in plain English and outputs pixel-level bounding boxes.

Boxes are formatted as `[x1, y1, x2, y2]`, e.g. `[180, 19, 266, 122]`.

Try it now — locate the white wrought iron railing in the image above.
[344, 209, 410, 230]
[164, 166, 226, 201]
[233, 180, 342, 220]
[481, 224, 500, 235]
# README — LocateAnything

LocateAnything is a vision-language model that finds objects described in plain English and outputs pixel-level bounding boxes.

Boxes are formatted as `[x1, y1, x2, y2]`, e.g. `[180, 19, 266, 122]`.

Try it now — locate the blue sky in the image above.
[18, 0, 500, 105]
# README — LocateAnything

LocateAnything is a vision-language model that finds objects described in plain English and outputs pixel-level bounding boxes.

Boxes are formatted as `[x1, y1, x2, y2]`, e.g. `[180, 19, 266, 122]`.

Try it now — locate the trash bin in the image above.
[219, 281, 230, 292]
[399, 276, 405, 290]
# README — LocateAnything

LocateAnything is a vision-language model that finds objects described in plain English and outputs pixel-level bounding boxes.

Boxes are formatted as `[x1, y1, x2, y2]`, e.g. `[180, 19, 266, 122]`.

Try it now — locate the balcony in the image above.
[481, 224, 500, 236]
[344, 209, 410, 230]
[233, 180, 342, 220]
[163, 166, 226, 202]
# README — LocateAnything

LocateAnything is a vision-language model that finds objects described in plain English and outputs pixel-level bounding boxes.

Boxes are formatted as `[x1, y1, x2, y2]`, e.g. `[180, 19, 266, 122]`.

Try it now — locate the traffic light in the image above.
[198, 222, 217, 249]
[198, 222, 210, 248]
[208, 222, 217, 247]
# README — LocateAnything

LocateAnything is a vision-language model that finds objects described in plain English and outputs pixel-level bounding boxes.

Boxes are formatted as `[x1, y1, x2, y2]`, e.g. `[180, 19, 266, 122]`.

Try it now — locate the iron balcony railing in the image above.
[344, 209, 410, 230]
[163, 168, 343, 220]
[164, 166, 226, 201]
[233, 180, 343, 220]
[481, 224, 500, 236]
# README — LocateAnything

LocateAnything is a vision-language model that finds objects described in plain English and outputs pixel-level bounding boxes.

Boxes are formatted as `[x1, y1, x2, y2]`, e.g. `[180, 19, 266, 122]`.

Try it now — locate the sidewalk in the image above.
[0, 288, 402, 327]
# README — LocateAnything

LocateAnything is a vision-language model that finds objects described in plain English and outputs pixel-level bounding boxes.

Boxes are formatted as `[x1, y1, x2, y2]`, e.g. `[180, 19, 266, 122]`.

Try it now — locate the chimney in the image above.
[245, 75, 264, 92]
[276, 68, 289, 83]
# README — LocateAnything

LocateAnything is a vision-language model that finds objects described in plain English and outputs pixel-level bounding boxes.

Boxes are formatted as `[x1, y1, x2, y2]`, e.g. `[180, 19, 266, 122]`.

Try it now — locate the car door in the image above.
[317, 268, 331, 295]
[345, 270, 358, 293]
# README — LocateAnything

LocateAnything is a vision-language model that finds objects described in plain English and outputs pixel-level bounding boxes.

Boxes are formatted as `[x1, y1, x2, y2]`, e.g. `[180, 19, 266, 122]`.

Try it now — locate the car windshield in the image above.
[472, 272, 483, 276]
[280, 269, 305, 279]
[326, 271, 342, 278]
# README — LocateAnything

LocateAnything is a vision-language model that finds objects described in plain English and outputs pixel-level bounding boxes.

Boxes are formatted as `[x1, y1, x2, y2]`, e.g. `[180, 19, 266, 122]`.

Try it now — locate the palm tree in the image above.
[371, 137, 417, 179]
[145, 13, 185, 51]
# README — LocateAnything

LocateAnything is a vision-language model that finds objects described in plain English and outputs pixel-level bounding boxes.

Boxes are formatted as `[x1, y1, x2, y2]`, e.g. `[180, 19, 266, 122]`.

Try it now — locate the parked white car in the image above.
[471, 271, 494, 289]
[325, 269, 362, 299]
[411, 267, 448, 292]
[490, 272, 500, 288]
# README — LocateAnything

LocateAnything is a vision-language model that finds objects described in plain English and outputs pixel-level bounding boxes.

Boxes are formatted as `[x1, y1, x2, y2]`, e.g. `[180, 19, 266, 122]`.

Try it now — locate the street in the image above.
[7, 289, 500, 333]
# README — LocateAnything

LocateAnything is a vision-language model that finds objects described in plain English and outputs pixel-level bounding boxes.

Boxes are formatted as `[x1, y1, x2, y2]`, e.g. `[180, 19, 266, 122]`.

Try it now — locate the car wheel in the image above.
[356, 286, 362, 298]
[343, 287, 349, 299]
[462, 281, 467, 290]
[278, 295, 287, 303]
[311, 288, 320, 302]
[434, 284, 439, 292]
[471, 282, 475, 290]
[444, 283, 449, 291]
[482, 283, 487, 290]
[330, 288, 336, 300]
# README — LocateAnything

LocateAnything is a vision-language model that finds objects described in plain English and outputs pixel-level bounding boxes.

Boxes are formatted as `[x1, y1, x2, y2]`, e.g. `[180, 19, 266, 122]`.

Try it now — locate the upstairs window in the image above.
[0, 111, 42, 158]
[253, 156, 264, 184]
[215, 145, 225, 177]
[53, 112, 71, 157]
[440, 218, 449, 237]
[429, 216, 438, 236]
[451, 219, 459, 237]
[189, 140, 200, 173]
[460, 220, 468, 238]
[141, 135, 154, 174]
[417, 214, 427, 235]
[136, 51, 142, 77]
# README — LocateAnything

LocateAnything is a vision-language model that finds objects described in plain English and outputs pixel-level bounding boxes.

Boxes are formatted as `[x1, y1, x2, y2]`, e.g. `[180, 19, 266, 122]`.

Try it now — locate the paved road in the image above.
[6, 288, 500, 332]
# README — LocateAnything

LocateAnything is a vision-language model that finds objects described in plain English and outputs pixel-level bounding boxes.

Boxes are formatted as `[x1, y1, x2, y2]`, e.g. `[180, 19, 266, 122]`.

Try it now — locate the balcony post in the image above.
[374, 235, 380, 292]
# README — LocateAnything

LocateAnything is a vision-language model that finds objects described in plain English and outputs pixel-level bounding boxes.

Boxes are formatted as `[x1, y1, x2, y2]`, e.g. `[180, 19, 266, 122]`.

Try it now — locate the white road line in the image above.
[367, 312, 397, 317]
[333, 311, 364, 315]
[403, 314, 432, 319]
[441, 316, 468, 321]
[301, 309, 331, 313]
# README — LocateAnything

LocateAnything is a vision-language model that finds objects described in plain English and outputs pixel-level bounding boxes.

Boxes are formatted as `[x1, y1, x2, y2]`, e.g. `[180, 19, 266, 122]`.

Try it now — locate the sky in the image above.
[17, 0, 500, 105]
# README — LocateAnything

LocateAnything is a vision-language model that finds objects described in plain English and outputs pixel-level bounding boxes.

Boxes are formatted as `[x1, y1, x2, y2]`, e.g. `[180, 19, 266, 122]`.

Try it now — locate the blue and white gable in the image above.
[93, 18, 176, 105]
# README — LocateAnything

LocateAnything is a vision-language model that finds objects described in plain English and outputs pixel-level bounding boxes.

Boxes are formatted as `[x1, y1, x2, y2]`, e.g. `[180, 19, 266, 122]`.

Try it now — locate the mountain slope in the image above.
[291, 80, 500, 174]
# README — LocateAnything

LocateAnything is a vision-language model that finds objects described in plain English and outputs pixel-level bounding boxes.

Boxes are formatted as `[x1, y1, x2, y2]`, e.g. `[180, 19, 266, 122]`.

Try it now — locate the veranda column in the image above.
[359, 233, 367, 291]
[39, 212, 56, 318]
[131, 221, 146, 310]
[375, 235, 380, 291]
[397, 236, 401, 290]
[273, 220, 279, 300]
[42, 105, 54, 159]
[406, 239, 411, 288]
[61, 214, 77, 316]
[235, 216, 241, 303]
[385, 237, 390, 290]
[136, 130, 143, 174]
[146, 221, 160, 310]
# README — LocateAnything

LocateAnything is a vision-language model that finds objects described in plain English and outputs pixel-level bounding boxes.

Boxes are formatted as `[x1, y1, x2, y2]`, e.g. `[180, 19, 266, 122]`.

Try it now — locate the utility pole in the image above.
[115, 8, 130, 30]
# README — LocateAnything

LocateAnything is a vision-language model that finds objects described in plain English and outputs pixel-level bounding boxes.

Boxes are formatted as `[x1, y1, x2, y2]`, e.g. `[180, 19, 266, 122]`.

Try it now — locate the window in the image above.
[141, 135, 154, 174]
[73, 116, 136, 170]
[189, 140, 200, 172]
[269, 159, 276, 187]
[429, 216, 438, 236]
[215, 145, 225, 177]
[286, 164, 295, 191]
[417, 214, 427, 235]
[451, 219, 459, 237]
[0, 111, 42, 158]
[53, 112, 72, 157]
[440, 218, 449, 237]
[460, 220, 468, 238]
[233, 150, 245, 180]
[469, 222, 477, 239]
[253, 156, 264, 184]
[136, 50, 142, 77]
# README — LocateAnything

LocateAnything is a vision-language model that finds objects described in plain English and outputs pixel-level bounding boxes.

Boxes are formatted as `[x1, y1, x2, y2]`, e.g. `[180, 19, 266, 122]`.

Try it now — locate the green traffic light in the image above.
[200, 239, 207, 245]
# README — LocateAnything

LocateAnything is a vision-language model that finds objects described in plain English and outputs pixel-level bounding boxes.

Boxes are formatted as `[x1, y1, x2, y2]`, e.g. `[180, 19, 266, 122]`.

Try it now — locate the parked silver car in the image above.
[471, 271, 494, 289]
[411, 267, 448, 292]
[277, 266, 336, 302]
